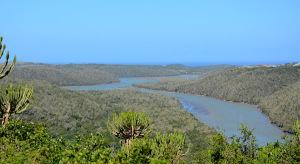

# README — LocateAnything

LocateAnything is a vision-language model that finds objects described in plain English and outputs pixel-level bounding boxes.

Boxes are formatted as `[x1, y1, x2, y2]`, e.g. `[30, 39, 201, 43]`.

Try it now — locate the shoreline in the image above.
[130, 86, 292, 135]
[63, 74, 198, 89]
[63, 82, 122, 89]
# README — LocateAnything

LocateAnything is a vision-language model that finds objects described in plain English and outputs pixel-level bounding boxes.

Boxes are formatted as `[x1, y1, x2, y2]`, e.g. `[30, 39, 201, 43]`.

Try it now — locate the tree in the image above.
[0, 84, 34, 126]
[107, 109, 152, 145]
[0, 36, 33, 127]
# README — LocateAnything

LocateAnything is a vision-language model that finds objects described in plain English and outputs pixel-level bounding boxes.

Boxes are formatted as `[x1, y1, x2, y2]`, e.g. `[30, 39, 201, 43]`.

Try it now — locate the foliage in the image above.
[0, 36, 16, 79]
[115, 131, 190, 164]
[0, 119, 193, 163]
[0, 84, 33, 127]
[164, 64, 233, 75]
[153, 131, 191, 162]
[8, 66, 120, 86]
[108, 110, 152, 144]
[108, 110, 190, 163]
[195, 121, 300, 163]
[258, 80, 300, 132]
[195, 124, 259, 163]
[0, 119, 112, 163]
[3, 119, 300, 163]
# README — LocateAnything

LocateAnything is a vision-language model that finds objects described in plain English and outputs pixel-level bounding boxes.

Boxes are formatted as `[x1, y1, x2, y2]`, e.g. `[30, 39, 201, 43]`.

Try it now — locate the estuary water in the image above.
[69, 75, 288, 146]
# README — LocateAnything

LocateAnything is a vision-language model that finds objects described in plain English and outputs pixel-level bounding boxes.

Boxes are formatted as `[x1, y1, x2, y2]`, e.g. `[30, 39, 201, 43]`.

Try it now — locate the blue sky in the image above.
[1, 1, 300, 64]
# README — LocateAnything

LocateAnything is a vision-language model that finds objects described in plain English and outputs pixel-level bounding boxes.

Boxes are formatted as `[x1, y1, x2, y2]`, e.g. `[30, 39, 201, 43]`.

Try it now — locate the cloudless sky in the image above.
[1, 1, 300, 65]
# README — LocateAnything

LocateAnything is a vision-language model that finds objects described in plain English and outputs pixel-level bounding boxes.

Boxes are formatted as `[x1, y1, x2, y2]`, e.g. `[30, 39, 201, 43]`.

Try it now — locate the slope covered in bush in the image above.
[259, 80, 300, 132]
[8, 66, 120, 86]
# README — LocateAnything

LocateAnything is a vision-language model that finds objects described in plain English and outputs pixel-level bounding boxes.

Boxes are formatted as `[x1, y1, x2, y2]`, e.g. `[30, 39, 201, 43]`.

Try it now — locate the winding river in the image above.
[69, 75, 289, 146]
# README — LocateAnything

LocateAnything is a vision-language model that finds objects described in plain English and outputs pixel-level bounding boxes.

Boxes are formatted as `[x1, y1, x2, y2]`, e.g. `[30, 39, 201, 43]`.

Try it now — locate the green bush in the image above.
[0, 119, 112, 163]
[114, 131, 190, 164]
[0, 119, 191, 163]
[195, 121, 300, 163]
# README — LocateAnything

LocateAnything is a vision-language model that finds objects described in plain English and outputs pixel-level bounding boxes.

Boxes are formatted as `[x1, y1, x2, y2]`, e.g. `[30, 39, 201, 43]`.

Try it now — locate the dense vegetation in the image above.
[195, 122, 300, 163]
[0, 118, 192, 163]
[8, 66, 120, 86]
[164, 64, 233, 75]
[0, 77, 215, 156]
[3, 115, 300, 163]
[8, 62, 233, 87]
[55, 64, 233, 78]
[258, 80, 300, 132]
[134, 65, 300, 132]
[55, 64, 181, 78]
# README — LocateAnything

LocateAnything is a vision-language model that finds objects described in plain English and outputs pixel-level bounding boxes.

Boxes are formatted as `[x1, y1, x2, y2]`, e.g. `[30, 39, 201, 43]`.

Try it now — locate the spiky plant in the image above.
[0, 84, 34, 127]
[153, 131, 191, 162]
[0, 36, 16, 79]
[107, 110, 152, 145]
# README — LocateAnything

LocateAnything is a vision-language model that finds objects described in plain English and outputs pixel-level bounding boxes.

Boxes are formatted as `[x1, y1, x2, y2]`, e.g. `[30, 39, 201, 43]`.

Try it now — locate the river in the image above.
[68, 75, 288, 146]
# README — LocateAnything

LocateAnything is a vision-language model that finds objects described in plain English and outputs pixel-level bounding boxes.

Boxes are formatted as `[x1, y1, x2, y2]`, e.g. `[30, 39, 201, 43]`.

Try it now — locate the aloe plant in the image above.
[107, 110, 152, 145]
[0, 84, 34, 127]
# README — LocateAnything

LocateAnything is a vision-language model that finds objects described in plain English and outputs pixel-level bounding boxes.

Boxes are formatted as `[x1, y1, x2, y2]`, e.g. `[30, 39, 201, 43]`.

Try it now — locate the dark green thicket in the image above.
[134, 65, 300, 133]
[2, 118, 300, 163]
[0, 119, 192, 163]
[0, 119, 112, 163]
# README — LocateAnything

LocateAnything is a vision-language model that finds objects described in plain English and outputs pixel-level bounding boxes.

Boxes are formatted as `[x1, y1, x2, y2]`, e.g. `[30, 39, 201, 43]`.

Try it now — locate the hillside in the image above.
[6, 62, 234, 87]
[0, 77, 215, 153]
[133, 65, 300, 132]
[258, 80, 300, 132]
[6, 62, 235, 87]
[164, 64, 233, 74]
[8, 66, 120, 86]
[56, 63, 233, 77]
[55, 64, 181, 78]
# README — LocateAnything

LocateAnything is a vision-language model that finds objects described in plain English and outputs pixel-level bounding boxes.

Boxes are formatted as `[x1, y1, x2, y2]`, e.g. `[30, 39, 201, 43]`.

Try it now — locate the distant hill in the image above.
[164, 64, 233, 74]
[6, 62, 233, 86]
[8, 66, 120, 86]
[55, 64, 181, 78]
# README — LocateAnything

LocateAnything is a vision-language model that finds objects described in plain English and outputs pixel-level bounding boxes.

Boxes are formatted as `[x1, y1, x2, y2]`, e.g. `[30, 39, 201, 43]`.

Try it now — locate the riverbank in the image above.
[129, 86, 291, 135]
[64, 74, 199, 89]
[63, 82, 122, 89]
